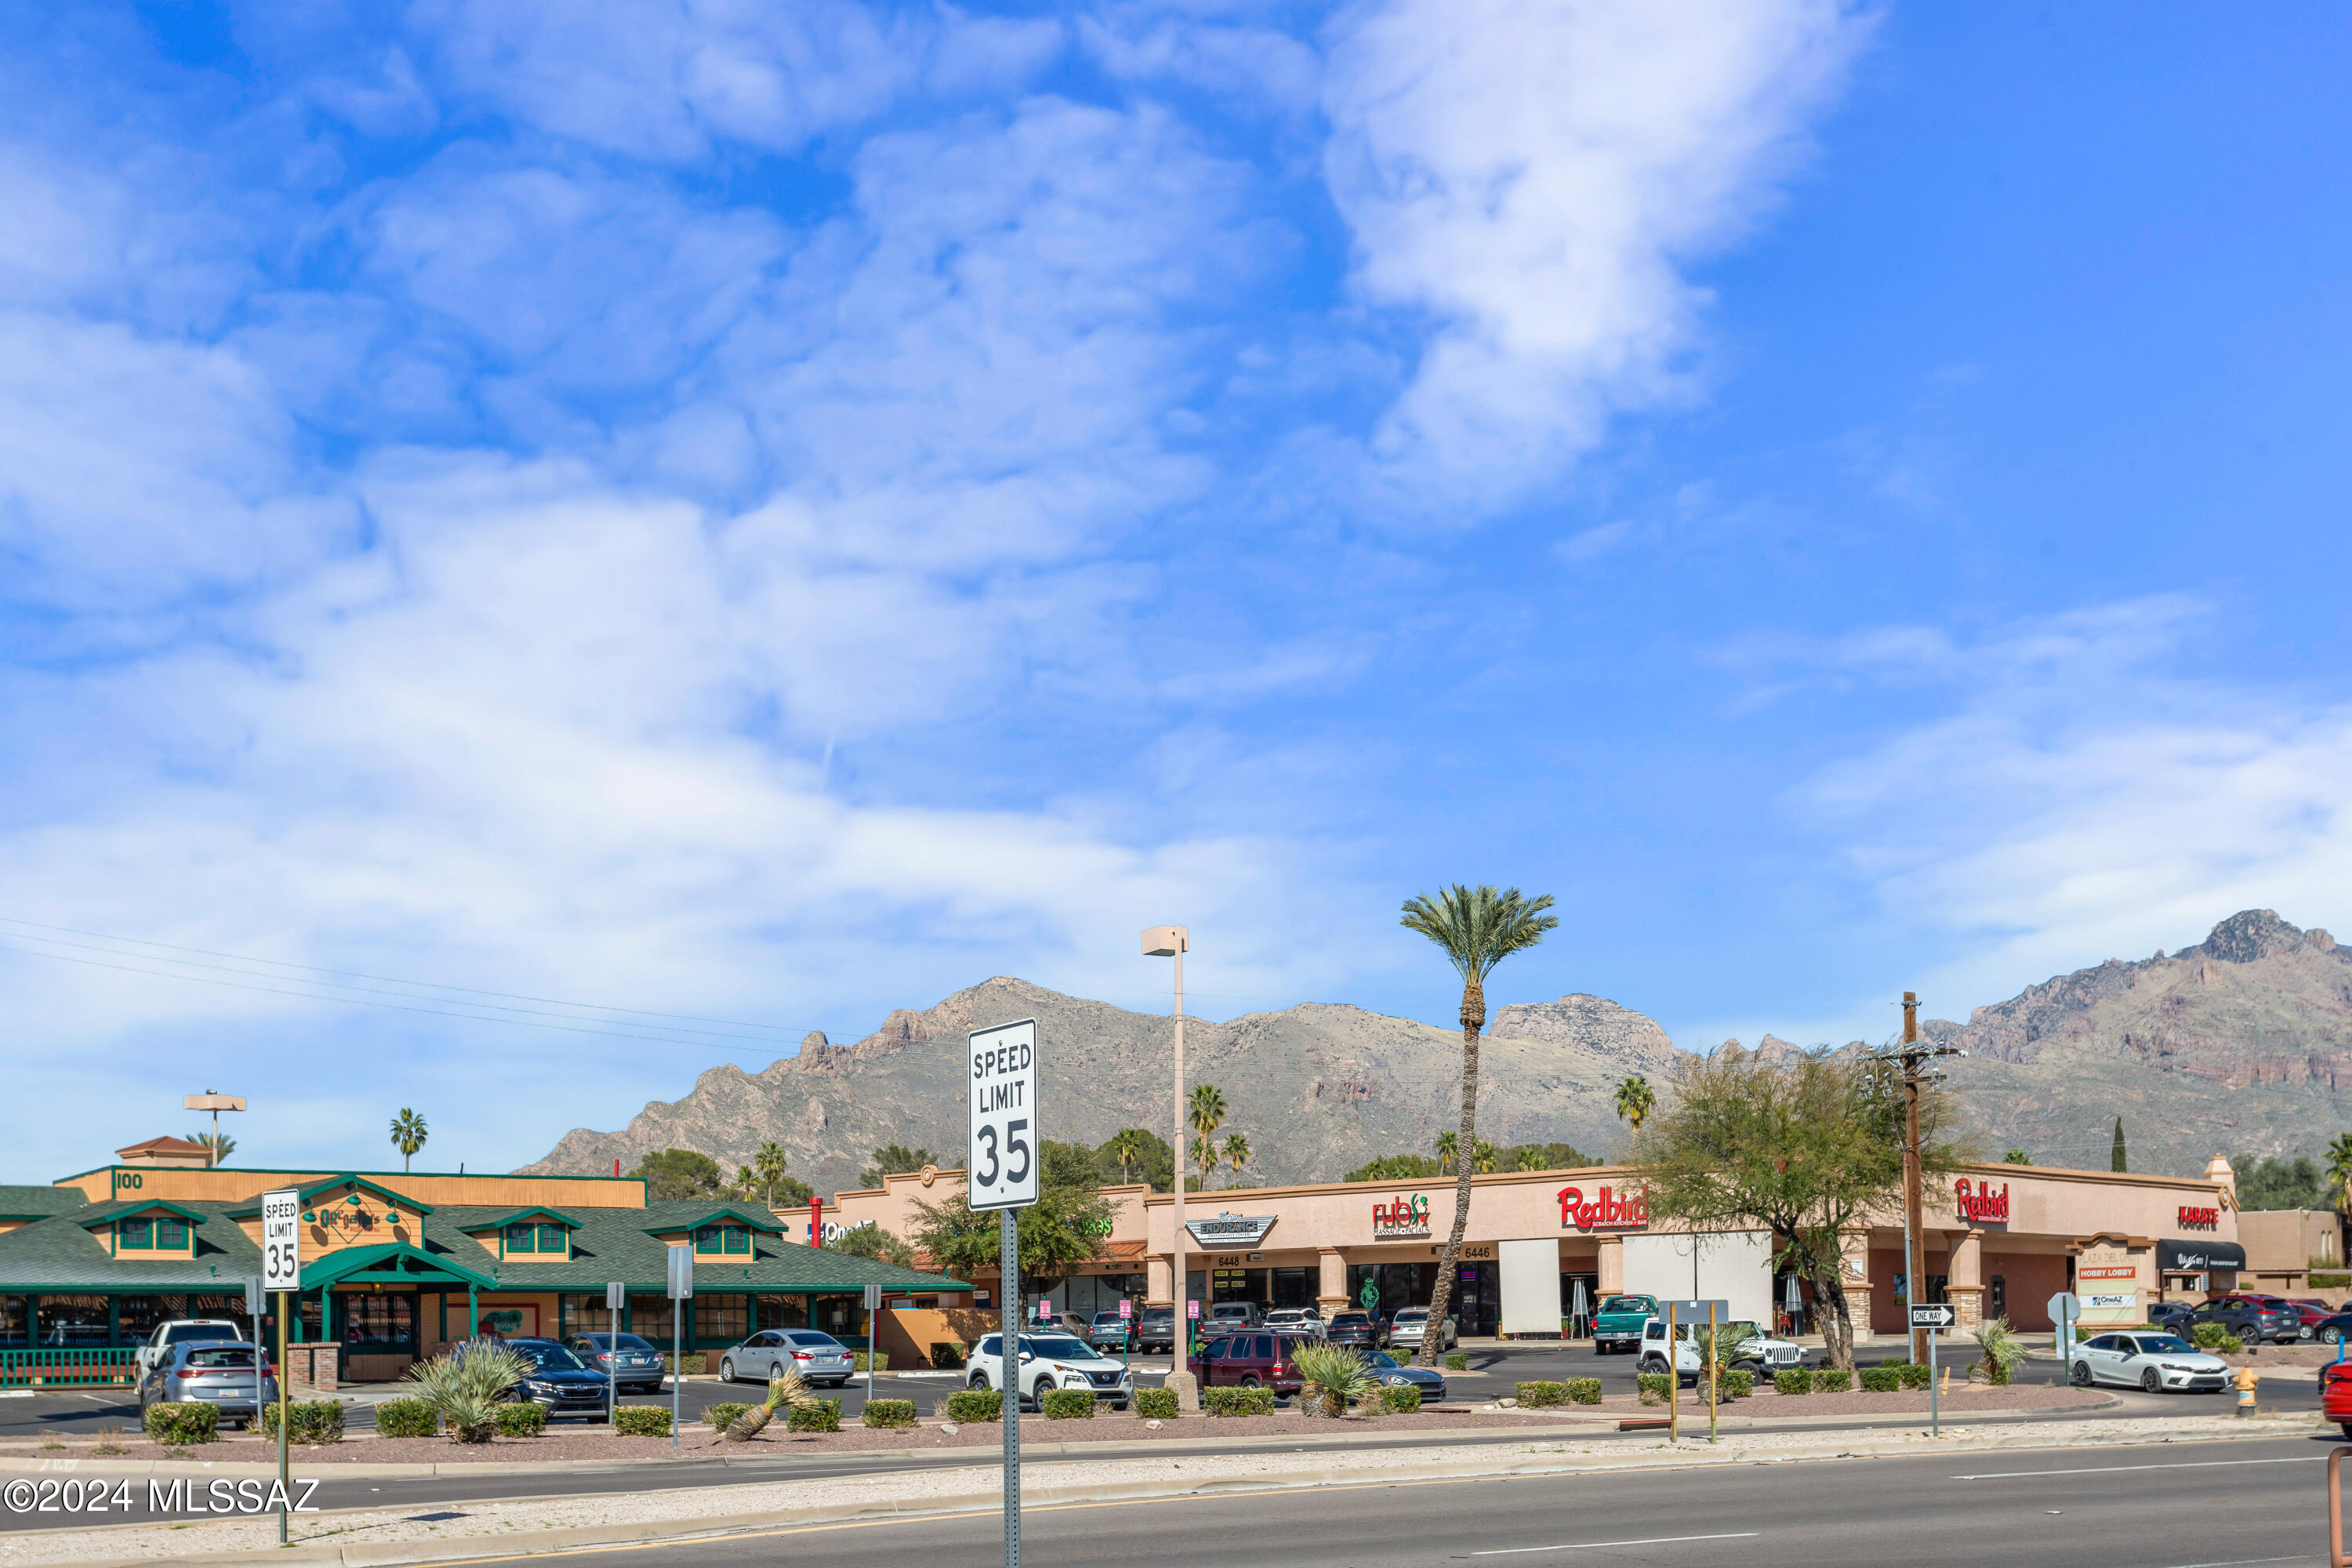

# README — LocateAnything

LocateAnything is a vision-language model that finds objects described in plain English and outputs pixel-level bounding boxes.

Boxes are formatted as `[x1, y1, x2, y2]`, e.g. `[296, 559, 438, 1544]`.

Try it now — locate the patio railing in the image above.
[0, 1348, 141, 1386]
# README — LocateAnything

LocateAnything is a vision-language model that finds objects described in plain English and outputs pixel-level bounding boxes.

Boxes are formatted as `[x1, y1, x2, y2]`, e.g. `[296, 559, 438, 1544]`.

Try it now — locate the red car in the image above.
[1189, 1331, 1303, 1398]
[2322, 1361, 2352, 1439]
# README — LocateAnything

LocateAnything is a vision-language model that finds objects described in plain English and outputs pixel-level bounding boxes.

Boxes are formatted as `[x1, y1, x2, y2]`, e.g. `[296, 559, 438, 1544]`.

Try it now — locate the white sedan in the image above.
[2067, 1330, 2229, 1393]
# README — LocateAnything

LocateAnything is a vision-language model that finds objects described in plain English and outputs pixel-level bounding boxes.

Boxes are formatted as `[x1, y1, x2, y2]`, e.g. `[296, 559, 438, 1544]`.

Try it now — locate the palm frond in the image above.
[1399, 884, 1559, 982]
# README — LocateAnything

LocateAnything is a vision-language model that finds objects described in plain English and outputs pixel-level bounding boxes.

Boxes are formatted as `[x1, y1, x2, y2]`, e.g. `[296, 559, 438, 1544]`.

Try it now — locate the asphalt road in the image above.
[415, 1432, 2348, 1568]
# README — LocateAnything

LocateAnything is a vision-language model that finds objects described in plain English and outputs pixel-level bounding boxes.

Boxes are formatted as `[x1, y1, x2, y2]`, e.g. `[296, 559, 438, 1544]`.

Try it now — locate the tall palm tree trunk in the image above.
[1419, 975, 1485, 1367]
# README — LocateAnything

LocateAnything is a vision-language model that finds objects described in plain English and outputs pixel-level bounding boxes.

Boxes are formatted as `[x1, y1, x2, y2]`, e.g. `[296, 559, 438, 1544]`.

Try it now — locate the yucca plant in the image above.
[1293, 1344, 1377, 1419]
[1697, 1322, 1749, 1396]
[1968, 1316, 2025, 1386]
[404, 1341, 533, 1444]
[721, 1368, 811, 1443]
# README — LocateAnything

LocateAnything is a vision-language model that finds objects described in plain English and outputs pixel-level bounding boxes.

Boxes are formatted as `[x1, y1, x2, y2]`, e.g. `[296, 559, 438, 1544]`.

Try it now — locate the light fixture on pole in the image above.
[1142, 925, 1195, 1412]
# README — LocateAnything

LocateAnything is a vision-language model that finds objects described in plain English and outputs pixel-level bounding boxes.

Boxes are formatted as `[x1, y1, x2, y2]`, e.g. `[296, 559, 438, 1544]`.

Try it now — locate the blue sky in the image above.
[5, 2, 2349, 1179]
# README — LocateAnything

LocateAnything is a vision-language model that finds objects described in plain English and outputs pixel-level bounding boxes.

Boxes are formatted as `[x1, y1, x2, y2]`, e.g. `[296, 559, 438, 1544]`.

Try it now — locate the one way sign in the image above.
[1909, 1304, 1957, 1329]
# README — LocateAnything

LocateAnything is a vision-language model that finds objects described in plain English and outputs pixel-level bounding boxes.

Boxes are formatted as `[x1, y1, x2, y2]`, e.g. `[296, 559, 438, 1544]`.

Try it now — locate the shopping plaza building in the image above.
[0, 1141, 964, 1385]
[824, 1151, 2273, 1342]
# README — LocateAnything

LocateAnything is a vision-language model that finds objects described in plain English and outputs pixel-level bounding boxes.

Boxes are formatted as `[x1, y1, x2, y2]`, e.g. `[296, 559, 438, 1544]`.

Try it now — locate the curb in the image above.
[46, 1417, 2317, 1568]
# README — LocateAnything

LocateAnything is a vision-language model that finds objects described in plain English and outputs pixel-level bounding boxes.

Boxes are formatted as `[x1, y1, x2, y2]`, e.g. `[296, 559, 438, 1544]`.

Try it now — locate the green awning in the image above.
[300, 1242, 495, 1290]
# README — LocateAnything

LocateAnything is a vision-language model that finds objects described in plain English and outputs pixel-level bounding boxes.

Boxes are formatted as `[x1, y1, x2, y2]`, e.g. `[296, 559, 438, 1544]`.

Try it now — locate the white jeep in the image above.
[1635, 1317, 1806, 1383]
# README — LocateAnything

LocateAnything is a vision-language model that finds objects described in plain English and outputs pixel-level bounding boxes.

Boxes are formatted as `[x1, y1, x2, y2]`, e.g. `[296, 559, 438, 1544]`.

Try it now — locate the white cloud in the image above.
[1321, 0, 1866, 510]
[1789, 597, 2352, 1006]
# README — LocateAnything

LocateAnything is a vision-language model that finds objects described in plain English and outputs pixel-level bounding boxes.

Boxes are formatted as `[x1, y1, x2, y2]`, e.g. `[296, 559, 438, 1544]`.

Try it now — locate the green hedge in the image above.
[862, 1399, 917, 1429]
[1773, 1369, 1810, 1396]
[705, 1402, 751, 1432]
[142, 1402, 218, 1446]
[662, 1352, 707, 1376]
[1898, 1362, 1931, 1391]
[1810, 1368, 1853, 1393]
[787, 1399, 843, 1432]
[1203, 1385, 1276, 1417]
[1040, 1390, 1095, 1420]
[931, 1342, 967, 1370]
[946, 1388, 1004, 1423]
[1445, 1352, 1468, 1370]
[1134, 1388, 1179, 1420]
[1381, 1385, 1422, 1414]
[1720, 1369, 1754, 1400]
[376, 1397, 439, 1438]
[1635, 1373, 1671, 1405]
[615, 1406, 673, 1437]
[1859, 1366, 1900, 1392]
[1566, 1377, 1603, 1405]
[495, 1402, 548, 1436]
[1515, 1380, 1568, 1408]
[259, 1399, 344, 1444]
[851, 1352, 889, 1373]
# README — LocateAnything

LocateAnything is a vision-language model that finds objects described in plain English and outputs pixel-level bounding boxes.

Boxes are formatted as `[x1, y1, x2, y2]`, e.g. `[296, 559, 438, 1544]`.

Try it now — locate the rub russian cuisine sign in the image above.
[1557, 1185, 1646, 1231]
[1955, 1179, 2009, 1223]
[1373, 1194, 1432, 1240]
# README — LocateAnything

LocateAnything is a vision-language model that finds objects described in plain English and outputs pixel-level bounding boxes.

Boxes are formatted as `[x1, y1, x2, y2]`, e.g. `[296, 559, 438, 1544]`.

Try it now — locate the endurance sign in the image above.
[968, 1018, 1039, 1210]
[260, 1189, 302, 1293]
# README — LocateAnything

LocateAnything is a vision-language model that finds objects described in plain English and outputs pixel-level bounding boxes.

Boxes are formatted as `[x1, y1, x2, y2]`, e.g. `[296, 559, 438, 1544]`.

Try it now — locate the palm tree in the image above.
[1222, 1132, 1250, 1181]
[1472, 1139, 1497, 1174]
[1435, 1130, 1458, 1174]
[186, 1131, 235, 1167]
[750, 1142, 789, 1207]
[1189, 1083, 1227, 1186]
[1399, 882, 1559, 1367]
[2326, 1135, 2352, 1264]
[1515, 1145, 1544, 1173]
[1613, 1075, 1656, 1152]
[389, 1109, 429, 1173]
[1107, 1129, 1144, 1184]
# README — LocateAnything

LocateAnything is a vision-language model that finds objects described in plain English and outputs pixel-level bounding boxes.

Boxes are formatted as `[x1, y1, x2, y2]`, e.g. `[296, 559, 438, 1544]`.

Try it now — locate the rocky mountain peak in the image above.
[2190, 909, 2336, 964]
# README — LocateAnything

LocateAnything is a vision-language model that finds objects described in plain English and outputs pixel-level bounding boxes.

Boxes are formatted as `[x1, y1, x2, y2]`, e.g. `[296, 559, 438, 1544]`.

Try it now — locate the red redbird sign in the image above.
[1955, 1179, 2009, 1222]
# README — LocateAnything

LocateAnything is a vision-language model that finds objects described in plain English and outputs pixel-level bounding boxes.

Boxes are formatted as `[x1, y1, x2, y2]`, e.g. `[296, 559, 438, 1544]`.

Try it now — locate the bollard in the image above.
[2234, 1365, 2259, 1417]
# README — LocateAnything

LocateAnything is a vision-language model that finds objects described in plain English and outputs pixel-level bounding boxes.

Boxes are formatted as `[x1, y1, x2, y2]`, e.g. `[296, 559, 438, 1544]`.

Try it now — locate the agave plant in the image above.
[1292, 1343, 1377, 1419]
[404, 1341, 533, 1443]
[1697, 1321, 1749, 1393]
[722, 1368, 812, 1443]
[1969, 1317, 2026, 1386]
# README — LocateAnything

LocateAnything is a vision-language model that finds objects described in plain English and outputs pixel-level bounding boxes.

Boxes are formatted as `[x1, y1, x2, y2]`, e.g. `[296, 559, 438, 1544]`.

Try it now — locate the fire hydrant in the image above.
[2234, 1365, 2259, 1417]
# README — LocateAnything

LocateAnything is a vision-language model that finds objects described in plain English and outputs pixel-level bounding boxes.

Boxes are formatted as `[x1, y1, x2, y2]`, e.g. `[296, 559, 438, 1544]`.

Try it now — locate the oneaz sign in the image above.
[260, 1189, 301, 1292]
[967, 1018, 1039, 1211]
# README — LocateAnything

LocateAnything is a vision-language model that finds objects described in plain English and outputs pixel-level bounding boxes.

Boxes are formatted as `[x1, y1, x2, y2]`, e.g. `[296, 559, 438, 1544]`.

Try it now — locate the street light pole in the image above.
[1142, 927, 1194, 1410]
[1865, 993, 1960, 1367]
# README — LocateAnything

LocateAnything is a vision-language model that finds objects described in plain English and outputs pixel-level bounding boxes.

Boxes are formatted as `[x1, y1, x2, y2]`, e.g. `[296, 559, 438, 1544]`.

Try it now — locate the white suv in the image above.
[136, 1319, 245, 1380]
[966, 1331, 1134, 1411]
[1264, 1309, 1325, 1341]
[1635, 1318, 1806, 1381]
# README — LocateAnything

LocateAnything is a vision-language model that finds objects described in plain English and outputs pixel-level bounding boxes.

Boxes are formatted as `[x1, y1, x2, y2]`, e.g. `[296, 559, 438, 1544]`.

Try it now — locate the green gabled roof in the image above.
[299, 1242, 496, 1290]
[77, 1201, 211, 1231]
[0, 1200, 263, 1288]
[423, 1202, 969, 1294]
[0, 1185, 91, 1221]
[464, 1208, 586, 1232]
[643, 1206, 785, 1239]
[225, 1175, 433, 1219]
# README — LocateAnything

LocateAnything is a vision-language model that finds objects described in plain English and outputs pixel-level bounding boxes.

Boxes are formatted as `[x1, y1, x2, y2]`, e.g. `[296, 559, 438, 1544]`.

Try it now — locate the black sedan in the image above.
[565, 1331, 667, 1394]
[502, 1338, 615, 1420]
[1352, 1348, 1445, 1402]
[1325, 1312, 1388, 1349]
[2314, 1312, 2352, 1345]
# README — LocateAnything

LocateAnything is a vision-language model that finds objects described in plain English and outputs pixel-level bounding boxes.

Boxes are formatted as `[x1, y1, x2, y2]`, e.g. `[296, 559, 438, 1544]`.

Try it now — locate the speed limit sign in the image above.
[261, 1189, 302, 1292]
[967, 1018, 1039, 1211]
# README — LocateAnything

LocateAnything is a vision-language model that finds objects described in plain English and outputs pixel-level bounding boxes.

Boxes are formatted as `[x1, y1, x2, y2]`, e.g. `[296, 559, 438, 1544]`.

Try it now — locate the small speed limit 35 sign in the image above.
[260, 1188, 302, 1292]
[967, 1018, 1038, 1210]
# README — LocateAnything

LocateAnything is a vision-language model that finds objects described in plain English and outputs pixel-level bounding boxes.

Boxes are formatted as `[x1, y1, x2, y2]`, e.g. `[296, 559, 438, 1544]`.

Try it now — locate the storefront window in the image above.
[811, 1294, 859, 1337]
[629, 1296, 674, 1343]
[116, 1295, 185, 1341]
[0, 1296, 27, 1347]
[37, 1295, 108, 1346]
[342, 1294, 415, 1350]
[755, 1295, 808, 1331]
[561, 1295, 622, 1338]
[695, 1295, 748, 1345]
[1210, 1268, 1265, 1305]
[1270, 1268, 1314, 1309]
[191, 1295, 257, 1342]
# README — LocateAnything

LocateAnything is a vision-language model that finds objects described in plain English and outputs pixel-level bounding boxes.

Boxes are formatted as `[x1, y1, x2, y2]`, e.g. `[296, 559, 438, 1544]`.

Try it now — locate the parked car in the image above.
[2067, 1330, 2229, 1394]
[137, 1341, 278, 1428]
[565, 1332, 668, 1394]
[1264, 1308, 1326, 1341]
[967, 1332, 1134, 1410]
[716, 1329, 855, 1388]
[1205, 1302, 1262, 1333]
[1351, 1348, 1446, 1402]
[2281, 1299, 2337, 1333]
[2323, 1359, 2352, 1439]
[1592, 1294, 1659, 1355]
[498, 1338, 615, 1420]
[2312, 1312, 2352, 1346]
[1635, 1318, 1806, 1382]
[2180, 1301, 2267, 1343]
[1087, 1310, 1132, 1352]
[1387, 1308, 1457, 1352]
[1188, 1331, 1302, 1399]
[136, 1319, 245, 1380]
[2145, 1300, 2196, 1327]
[1135, 1305, 1179, 1355]
[2212, 1295, 2307, 1343]
[1325, 1311, 1388, 1349]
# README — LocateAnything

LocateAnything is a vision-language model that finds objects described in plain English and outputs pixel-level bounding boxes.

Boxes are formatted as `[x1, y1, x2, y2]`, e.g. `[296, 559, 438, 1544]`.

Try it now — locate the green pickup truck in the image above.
[1593, 1293, 1660, 1354]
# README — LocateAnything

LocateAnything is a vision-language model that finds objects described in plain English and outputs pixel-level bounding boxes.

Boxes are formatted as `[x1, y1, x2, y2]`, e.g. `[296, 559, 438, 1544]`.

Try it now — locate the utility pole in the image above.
[1864, 993, 1962, 1367]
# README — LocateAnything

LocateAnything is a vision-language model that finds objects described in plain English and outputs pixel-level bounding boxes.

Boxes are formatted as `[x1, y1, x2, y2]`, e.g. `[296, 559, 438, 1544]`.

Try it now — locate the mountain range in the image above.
[519, 909, 2352, 1192]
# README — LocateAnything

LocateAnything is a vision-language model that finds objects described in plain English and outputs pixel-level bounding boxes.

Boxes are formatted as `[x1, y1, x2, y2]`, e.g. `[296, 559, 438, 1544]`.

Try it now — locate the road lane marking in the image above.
[1955, 1457, 2327, 1480]
[1472, 1534, 1759, 1557]
[2159, 1556, 2322, 1568]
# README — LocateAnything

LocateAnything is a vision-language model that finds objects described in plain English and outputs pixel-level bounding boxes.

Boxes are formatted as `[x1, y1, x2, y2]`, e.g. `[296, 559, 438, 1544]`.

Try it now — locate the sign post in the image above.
[666, 1245, 694, 1454]
[1661, 1300, 1729, 1445]
[604, 1282, 625, 1425]
[864, 1283, 882, 1406]
[1118, 1297, 1132, 1376]
[969, 1018, 1040, 1568]
[1911, 1304, 1957, 1436]
[260, 1190, 300, 1547]
[2048, 1291, 2080, 1374]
